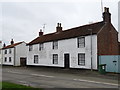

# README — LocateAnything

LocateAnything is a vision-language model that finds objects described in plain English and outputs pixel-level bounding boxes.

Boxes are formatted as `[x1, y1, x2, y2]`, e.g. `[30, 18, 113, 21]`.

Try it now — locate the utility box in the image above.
[98, 64, 106, 74]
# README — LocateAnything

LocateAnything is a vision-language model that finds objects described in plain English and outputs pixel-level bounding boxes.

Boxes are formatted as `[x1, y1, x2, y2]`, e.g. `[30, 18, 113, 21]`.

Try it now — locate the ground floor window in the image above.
[78, 53, 85, 66]
[53, 54, 58, 64]
[34, 55, 38, 64]
[9, 57, 11, 62]
[4, 57, 7, 62]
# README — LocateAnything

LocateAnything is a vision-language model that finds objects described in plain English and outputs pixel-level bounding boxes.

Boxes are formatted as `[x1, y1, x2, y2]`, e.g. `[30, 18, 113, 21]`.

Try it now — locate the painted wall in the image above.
[15, 42, 28, 66]
[2, 48, 15, 65]
[27, 35, 97, 70]
[99, 55, 120, 73]
[2, 42, 27, 66]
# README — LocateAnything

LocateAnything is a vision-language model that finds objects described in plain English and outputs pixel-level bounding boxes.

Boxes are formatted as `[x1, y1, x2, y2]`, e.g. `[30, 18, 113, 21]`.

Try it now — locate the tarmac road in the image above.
[1, 66, 119, 89]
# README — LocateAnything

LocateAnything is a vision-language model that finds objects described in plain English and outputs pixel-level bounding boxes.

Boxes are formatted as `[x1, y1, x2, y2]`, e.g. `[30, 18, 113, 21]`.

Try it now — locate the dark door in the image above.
[64, 54, 70, 68]
[20, 58, 26, 66]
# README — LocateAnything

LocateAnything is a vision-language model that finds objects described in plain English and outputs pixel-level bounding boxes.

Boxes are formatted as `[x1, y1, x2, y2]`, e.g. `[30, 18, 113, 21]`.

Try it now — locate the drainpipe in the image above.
[14, 47, 16, 66]
[88, 29, 93, 71]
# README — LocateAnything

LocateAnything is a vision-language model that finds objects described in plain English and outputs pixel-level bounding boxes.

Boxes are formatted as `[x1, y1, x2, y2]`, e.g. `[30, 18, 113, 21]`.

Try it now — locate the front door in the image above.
[20, 58, 26, 66]
[64, 54, 70, 68]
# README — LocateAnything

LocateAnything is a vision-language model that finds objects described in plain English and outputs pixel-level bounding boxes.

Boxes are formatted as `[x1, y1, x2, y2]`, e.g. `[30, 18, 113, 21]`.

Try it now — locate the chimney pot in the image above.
[11, 39, 14, 45]
[56, 23, 62, 32]
[103, 7, 111, 23]
[3, 43, 6, 47]
[104, 7, 109, 12]
[39, 29, 43, 36]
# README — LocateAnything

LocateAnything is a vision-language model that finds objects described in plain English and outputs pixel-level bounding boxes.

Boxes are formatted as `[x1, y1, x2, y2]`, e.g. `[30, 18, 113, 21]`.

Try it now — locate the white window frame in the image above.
[53, 41, 58, 49]
[39, 43, 44, 51]
[53, 54, 58, 64]
[34, 55, 38, 64]
[5, 50, 7, 54]
[77, 37, 85, 48]
[78, 53, 85, 66]
[29, 45, 33, 51]
[9, 57, 12, 62]
[4, 57, 7, 62]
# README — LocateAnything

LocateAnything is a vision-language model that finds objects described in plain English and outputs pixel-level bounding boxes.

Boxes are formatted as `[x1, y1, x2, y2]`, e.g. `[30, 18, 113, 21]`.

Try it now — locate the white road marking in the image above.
[31, 74, 54, 78]
[19, 81, 30, 86]
[19, 81, 27, 83]
[7, 70, 118, 86]
[73, 79, 118, 86]
[7, 71, 21, 74]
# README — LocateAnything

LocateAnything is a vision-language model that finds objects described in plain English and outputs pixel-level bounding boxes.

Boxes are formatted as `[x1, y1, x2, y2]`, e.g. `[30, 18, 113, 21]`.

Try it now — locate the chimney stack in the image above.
[3, 43, 6, 47]
[11, 39, 14, 45]
[39, 29, 43, 36]
[103, 7, 111, 23]
[56, 23, 62, 32]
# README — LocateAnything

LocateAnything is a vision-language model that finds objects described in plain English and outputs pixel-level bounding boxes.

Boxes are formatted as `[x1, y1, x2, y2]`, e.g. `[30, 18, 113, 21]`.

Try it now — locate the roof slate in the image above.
[2, 42, 23, 49]
[28, 21, 105, 45]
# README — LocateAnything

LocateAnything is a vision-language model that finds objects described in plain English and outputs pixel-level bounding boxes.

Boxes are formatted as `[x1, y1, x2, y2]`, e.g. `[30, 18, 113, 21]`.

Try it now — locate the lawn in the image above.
[0, 82, 42, 90]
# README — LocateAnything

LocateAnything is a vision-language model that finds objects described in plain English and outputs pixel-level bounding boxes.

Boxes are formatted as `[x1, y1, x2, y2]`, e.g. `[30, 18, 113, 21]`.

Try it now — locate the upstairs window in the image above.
[34, 55, 38, 64]
[53, 41, 58, 49]
[78, 53, 85, 66]
[77, 37, 85, 48]
[29, 45, 33, 51]
[9, 48, 12, 54]
[5, 50, 7, 54]
[53, 54, 58, 64]
[39, 43, 44, 51]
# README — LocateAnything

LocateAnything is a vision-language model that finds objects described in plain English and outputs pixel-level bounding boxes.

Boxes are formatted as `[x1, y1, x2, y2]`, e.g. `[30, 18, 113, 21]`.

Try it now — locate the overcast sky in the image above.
[0, 0, 119, 45]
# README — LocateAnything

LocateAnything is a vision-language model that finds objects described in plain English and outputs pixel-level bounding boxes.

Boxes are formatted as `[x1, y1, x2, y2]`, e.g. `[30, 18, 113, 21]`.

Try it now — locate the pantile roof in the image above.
[2, 42, 23, 49]
[28, 21, 105, 45]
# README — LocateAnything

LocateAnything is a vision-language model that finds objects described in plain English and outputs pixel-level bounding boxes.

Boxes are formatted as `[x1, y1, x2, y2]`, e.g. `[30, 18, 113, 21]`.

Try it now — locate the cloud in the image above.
[1, 1, 119, 45]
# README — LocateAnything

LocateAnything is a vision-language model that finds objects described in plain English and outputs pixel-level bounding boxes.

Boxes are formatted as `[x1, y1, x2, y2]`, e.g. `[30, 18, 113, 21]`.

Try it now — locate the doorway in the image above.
[64, 54, 70, 68]
[20, 57, 26, 66]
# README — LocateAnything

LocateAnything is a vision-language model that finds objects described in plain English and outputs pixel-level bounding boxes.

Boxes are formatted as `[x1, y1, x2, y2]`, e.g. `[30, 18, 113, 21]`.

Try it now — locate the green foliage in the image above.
[0, 82, 43, 90]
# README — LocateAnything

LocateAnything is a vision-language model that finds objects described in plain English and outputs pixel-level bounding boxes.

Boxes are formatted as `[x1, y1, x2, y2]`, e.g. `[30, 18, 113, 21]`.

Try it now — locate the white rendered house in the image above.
[27, 15, 101, 70]
[27, 7, 119, 70]
[2, 39, 27, 66]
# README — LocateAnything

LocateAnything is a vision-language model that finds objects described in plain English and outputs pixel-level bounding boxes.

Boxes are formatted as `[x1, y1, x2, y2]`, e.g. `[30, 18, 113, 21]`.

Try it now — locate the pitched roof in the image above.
[2, 42, 23, 49]
[28, 21, 105, 45]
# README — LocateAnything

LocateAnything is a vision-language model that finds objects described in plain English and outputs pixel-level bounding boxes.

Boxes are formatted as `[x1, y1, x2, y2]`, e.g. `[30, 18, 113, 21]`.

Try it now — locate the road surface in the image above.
[1, 66, 119, 89]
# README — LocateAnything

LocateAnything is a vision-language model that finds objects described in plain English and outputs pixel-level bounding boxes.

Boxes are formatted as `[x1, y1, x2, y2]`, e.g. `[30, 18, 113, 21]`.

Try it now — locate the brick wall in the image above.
[97, 23, 119, 55]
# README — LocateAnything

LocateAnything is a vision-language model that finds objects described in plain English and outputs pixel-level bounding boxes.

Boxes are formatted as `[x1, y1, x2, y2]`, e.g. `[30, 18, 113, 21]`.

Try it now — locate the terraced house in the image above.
[27, 7, 119, 72]
[2, 39, 27, 66]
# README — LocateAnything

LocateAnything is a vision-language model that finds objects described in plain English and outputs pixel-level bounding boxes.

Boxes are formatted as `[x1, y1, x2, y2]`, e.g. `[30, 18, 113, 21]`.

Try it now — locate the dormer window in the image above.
[53, 41, 58, 49]
[29, 45, 33, 51]
[77, 37, 85, 48]
[39, 43, 44, 51]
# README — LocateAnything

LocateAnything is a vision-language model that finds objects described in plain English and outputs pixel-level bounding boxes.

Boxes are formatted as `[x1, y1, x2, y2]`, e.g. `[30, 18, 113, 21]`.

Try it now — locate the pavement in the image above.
[1, 66, 120, 89]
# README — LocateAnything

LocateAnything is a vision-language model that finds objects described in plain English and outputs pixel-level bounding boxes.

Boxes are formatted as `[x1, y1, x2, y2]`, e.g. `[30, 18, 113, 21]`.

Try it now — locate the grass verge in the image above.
[0, 81, 43, 90]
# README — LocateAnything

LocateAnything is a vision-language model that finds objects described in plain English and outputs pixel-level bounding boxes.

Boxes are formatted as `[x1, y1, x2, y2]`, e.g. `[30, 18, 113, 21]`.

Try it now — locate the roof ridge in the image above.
[28, 21, 105, 45]
[2, 41, 24, 49]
